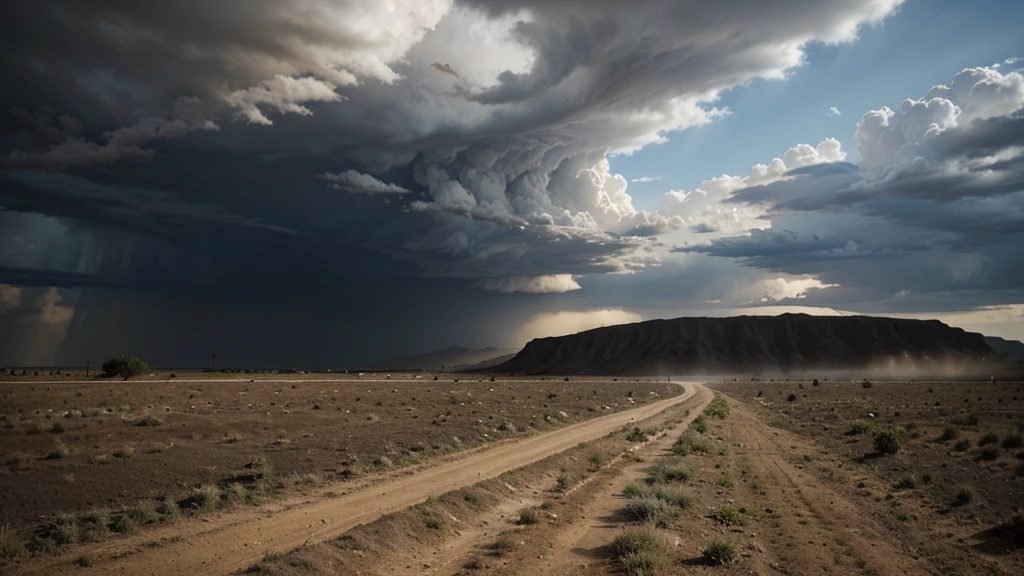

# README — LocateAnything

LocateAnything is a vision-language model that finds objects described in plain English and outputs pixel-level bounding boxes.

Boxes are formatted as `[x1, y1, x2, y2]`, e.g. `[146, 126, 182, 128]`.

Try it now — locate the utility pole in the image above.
[86, 361, 90, 376]
[212, 354, 217, 372]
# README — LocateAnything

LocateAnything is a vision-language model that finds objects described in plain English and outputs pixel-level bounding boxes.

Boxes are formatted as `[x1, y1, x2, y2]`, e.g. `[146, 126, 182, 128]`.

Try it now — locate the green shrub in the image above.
[102, 355, 150, 380]
[622, 426, 655, 438]
[979, 431, 1000, 446]
[186, 484, 221, 511]
[873, 426, 907, 455]
[612, 527, 668, 559]
[622, 482, 649, 498]
[517, 508, 539, 525]
[717, 475, 733, 488]
[126, 501, 160, 525]
[626, 497, 679, 527]
[225, 483, 249, 505]
[556, 473, 569, 491]
[161, 497, 182, 521]
[954, 439, 972, 451]
[672, 432, 712, 456]
[110, 514, 138, 534]
[690, 416, 708, 434]
[423, 513, 443, 530]
[649, 461, 692, 483]
[51, 515, 78, 546]
[862, 380, 873, 389]
[73, 555, 95, 567]
[847, 421, 875, 435]
[589, 452, 605, 471]
[703, 396, 730, 419]
[619, 550, 671, 576]
[938, 426, 959, 442]
[650, 485, 694, 509]
[713, 504, 741, 525]
[702, 538, 736, 565]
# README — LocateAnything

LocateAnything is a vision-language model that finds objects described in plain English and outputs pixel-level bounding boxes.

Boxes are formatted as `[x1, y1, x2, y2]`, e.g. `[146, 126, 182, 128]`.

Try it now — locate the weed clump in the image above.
[186, 484, 221, 511]
[161, 497, 182, 521]
[713, 504, 741, 525]
[612, 528, 670, 576]
[492, 533, 517, 556]
[954, 489, 973, 507]
[873, 426, 907, 455]
[517, 508, 539, 525]
[47, 439, 70, 460]
[650, 461, 692, 484]
[650, 485, 694, 509]
[672, 432, 712, 456]
[0, 524, 23, 562]
[954, 439, 972, 452]
[126, 501, 160, 525]
[588, 453, 605, 471]
[555, 472, 569, 491]
[422, 512, 443, 530]
[623, 482, 649, 498]
[847, 421, 875, 435]
[702, 538, 736, 565]
[979, 431, 1000, 446]
[704, 396, 730, 419]
[1002, 434, 1023, 450]
[938, 426, 959, 442]
[690, 416, 708, 434]
[626, 427, 651, 443]
[626, 497, 679, 527]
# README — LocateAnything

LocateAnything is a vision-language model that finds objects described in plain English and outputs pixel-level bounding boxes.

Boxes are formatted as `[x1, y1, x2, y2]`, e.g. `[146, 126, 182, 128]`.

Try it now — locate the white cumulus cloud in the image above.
[475, 274, 582, 294]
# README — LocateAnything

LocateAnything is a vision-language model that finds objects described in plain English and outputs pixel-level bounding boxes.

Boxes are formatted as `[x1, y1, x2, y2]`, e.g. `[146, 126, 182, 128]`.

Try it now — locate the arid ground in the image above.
[2, 375, 1023, 575]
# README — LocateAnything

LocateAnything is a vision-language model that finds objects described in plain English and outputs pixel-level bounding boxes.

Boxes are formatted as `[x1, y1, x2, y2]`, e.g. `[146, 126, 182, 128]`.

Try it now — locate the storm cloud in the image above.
[8, 1, 1018, 365]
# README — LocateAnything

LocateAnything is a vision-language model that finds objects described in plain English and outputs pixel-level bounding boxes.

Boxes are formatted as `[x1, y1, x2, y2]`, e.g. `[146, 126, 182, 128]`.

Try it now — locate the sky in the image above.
[0, 0, 1022, 368]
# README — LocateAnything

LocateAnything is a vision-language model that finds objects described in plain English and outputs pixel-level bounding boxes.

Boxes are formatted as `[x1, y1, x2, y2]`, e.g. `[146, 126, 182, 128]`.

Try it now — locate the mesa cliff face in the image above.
[494, 314, 997, 375]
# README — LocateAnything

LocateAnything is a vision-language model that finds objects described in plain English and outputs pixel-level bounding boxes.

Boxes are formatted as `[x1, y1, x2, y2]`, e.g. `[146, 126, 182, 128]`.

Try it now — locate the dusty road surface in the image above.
[11, 382, 699, 576]
[431, 388, 1021, 576]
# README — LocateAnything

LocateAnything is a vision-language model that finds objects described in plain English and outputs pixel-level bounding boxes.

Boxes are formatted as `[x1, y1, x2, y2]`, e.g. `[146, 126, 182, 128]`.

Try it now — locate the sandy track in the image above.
[493, 393, 939, 576]
[538, 385, 715, 575]
[12, 383, 697, 576]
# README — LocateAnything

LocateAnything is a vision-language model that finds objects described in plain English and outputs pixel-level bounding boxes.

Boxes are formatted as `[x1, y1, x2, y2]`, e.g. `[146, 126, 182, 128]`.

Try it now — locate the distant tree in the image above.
[102, 355, 150, 380]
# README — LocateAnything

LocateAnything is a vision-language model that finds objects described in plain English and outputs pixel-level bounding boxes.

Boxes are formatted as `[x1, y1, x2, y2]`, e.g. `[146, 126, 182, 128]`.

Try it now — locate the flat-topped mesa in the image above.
[494, 313, 1000, 376]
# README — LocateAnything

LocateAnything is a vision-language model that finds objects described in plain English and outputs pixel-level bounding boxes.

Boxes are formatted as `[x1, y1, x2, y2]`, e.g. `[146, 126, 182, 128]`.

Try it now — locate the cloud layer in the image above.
[15, 1, 1023, 366]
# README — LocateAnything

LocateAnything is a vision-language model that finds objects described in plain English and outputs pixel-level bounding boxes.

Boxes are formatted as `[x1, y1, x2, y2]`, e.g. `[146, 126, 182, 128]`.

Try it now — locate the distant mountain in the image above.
[358, 346, 518, 371]
[493, 313, 998, 375]
[985, 336, 1024, 362]
[451, 352, 518, 372]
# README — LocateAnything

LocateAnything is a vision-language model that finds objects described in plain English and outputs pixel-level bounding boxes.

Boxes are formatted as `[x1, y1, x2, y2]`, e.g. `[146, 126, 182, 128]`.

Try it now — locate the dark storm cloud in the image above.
[0, 0, 942, 365]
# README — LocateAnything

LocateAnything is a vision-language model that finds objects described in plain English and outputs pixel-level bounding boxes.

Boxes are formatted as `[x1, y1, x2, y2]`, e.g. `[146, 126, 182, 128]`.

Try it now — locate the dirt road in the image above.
[12, 383, 699, 576]
[478, 393, 950, 576]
